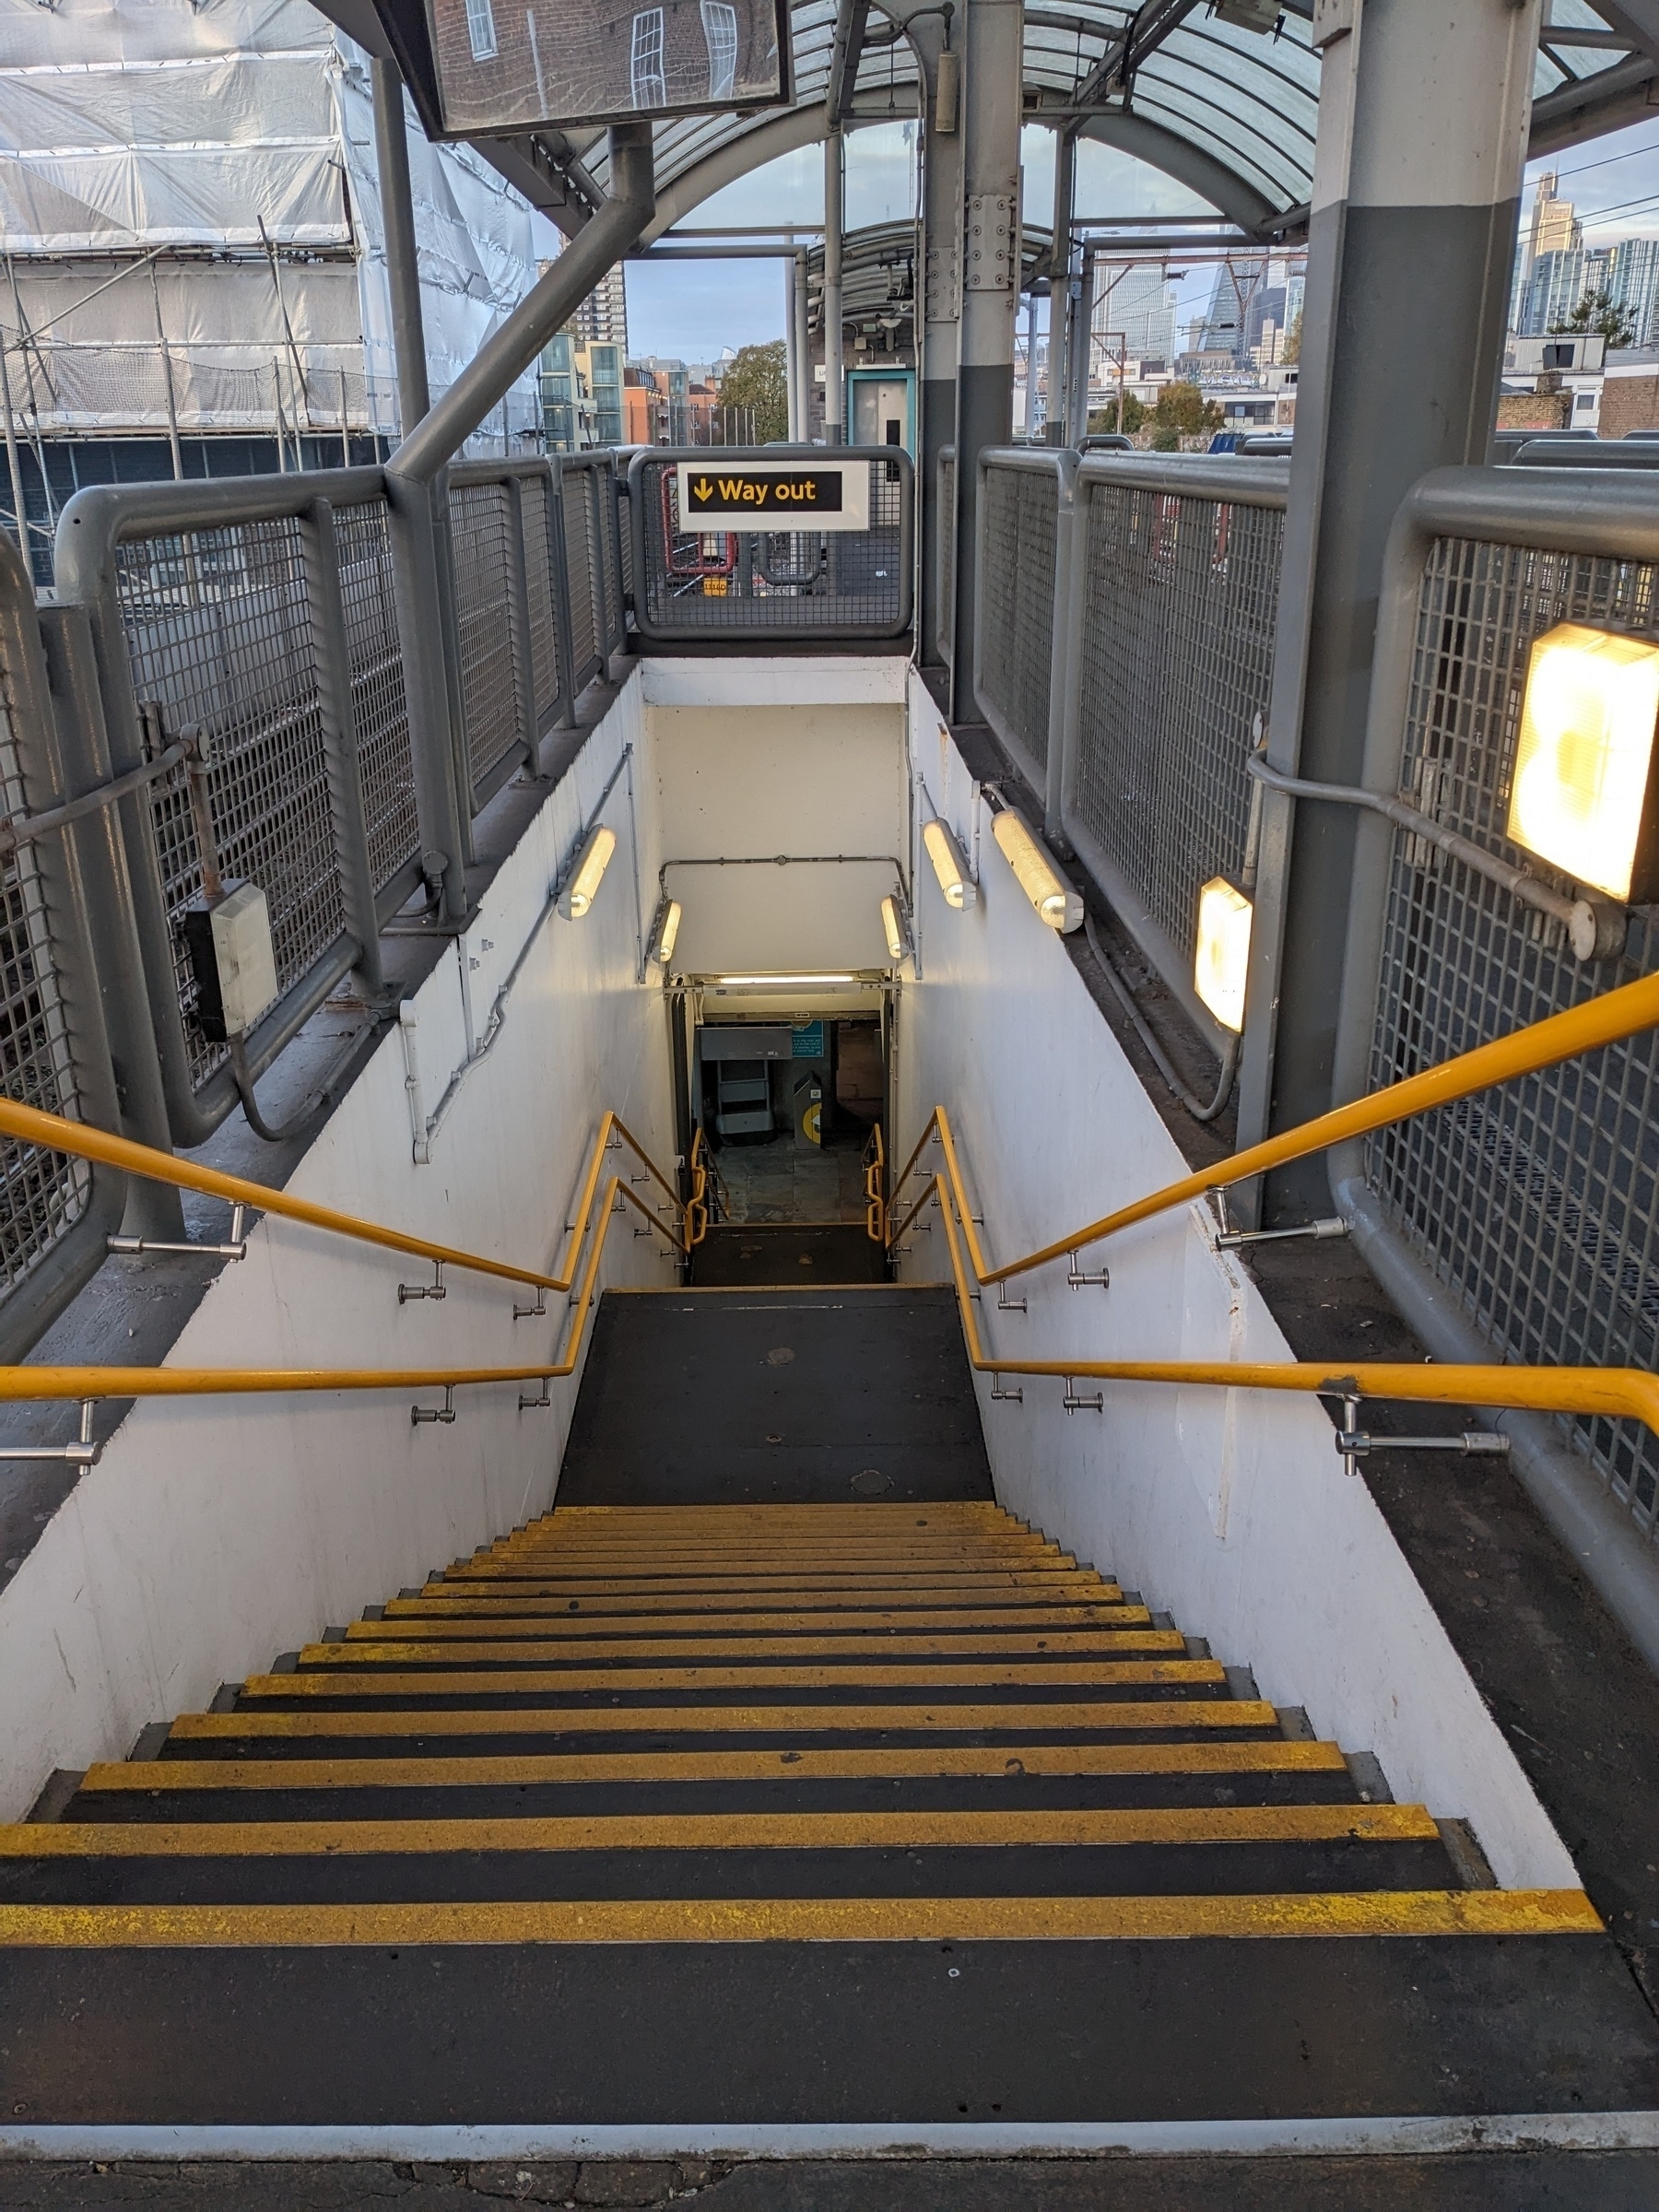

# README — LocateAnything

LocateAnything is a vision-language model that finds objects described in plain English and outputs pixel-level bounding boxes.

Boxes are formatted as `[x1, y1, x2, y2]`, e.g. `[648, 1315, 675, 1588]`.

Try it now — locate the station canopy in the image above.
[531, 0, 1659, 246]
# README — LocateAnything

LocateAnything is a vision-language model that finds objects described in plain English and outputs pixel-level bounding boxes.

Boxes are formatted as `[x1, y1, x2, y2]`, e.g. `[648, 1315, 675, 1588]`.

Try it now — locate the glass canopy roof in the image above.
[579, 0, 1658, 239]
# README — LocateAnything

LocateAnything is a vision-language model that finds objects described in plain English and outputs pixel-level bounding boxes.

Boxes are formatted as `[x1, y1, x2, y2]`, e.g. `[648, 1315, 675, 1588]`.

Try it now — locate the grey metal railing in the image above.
[973, 449, 1076, 815]
[626, 447, 913, 642]
[936, 447, 955, 666]
[1331, 467, 1659, 1560]
[0, 533, 127, 1361]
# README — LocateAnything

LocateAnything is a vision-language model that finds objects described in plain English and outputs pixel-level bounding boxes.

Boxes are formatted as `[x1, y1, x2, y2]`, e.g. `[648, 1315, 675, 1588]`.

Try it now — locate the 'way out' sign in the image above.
[675, 462, 870, 531]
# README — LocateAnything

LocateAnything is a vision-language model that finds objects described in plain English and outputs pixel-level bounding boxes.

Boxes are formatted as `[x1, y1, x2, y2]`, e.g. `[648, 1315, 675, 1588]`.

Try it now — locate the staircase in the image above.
[1, 1288, 1653, 2138]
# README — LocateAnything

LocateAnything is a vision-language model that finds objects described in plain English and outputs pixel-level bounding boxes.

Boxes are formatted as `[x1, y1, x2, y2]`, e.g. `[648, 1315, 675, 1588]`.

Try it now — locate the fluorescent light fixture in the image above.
[648, 895, 682, 965]
[1507, 620, 1659, 901]
[712, 972, 862, 988]
[992, 809, 1083, 933]
[923, 818, 977, 908]
[880, 892, 912, 963]
[1194, 876, 1253, 1032]
[558, 824, 617, 919]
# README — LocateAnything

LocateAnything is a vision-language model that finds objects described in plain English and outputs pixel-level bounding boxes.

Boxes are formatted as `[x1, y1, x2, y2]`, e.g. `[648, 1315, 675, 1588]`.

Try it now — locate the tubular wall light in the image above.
[880, 890, 914, 964]
[648, 895, 682, 965]
[1507, 621, 1659, 902]
[1194, 877, 1253, 1032]
[558, 824, 617, 920]
[923, 818, 977, 908]
[992, 809, 1083, 933]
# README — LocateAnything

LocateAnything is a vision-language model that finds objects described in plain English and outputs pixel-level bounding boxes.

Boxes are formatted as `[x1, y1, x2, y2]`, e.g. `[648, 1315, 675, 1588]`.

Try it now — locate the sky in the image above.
[621, 111, 1659, 366]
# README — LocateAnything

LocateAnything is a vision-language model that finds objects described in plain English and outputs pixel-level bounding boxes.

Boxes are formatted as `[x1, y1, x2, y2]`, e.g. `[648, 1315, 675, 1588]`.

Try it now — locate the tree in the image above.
[1088, 392, 1147, 436]
[1549, 288, 1637, 348]
[717, 340, 789, 443]
[1151, 381, 1223, 436]
[1281, 310, 1301, 365]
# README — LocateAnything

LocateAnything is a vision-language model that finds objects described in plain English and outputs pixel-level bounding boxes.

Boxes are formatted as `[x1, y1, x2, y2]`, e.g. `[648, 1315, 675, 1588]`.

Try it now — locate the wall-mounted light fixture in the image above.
[558, 824, 617, 919]
[923, 818, 977, 908]
[992, 809, 1083, 933]
[1194, 876, 1253, 1032]
[880, 889, 914, 964]
[647, 894, 682, 965]
[711, 973, 862, 989]
[1507, 620, 1659, 902]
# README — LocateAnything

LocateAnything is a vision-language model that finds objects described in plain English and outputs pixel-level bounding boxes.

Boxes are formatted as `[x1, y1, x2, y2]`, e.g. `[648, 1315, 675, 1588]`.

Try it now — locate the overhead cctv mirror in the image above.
[372, 0, 792, 138]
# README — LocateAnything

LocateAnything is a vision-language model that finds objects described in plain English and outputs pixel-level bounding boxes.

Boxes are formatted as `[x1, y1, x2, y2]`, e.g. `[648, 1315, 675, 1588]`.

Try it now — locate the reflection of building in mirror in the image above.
[427, 0, 784, 131]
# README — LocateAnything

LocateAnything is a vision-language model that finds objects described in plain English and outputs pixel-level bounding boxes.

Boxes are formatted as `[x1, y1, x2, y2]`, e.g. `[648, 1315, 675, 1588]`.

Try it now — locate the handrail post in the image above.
[384, 470, 470, 923]
[503, 474, 541, 774]
[301, 496, 383, 994]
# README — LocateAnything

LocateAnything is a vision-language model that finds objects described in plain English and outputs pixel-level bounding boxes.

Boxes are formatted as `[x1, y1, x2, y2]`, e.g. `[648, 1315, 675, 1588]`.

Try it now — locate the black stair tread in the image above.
[3, 1928, 1651, 2125]
[0, 1839, 1465, 1907]
[57, 1771, 1371, 1821]
[319, 1630, 1190, 1659]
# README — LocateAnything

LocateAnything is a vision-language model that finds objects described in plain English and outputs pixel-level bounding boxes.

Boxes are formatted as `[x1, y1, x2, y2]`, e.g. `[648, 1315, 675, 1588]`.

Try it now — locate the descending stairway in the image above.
[1, 1288, 1653, 2136]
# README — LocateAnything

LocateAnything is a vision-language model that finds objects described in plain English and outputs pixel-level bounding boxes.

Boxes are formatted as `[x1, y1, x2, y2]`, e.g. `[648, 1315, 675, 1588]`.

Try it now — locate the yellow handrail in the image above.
[0, 1096, 685, 1297]
[688, 1127, 713, 1247]
[889, 968, 1659, 1285]
[0, 1175, 686, 1406]
[924, 1154, 1659, 1440]
[863, 1124, 886, 1243]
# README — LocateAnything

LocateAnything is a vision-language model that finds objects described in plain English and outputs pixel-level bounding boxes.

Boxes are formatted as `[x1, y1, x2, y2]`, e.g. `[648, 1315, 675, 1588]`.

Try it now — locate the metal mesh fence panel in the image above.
[634, 456, 909, 638]
[583, 461, 625, 655]
[937, 452, 954, 663]
[116, 517, 347, 1089]
[1367, 534, 1659, 1542]
[449, 481, 524, 794]
[1073, 480, 1281, 965]
[563, 468, 600, 688]
[0, 631, 90, 1294]
[519, 471, 563, 721]
[978, 462, 1057, 782]
[335, 498, 419, 895]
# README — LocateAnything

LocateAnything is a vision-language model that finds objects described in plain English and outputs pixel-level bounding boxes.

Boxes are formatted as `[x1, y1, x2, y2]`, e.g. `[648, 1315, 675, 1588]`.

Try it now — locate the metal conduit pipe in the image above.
[1083, 912, 1238, 1123]
[388, 124, 654, 485]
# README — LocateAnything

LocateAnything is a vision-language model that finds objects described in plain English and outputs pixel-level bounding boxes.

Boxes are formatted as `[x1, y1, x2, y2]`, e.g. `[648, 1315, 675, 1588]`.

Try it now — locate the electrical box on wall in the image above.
[182, 880, 278, 1044]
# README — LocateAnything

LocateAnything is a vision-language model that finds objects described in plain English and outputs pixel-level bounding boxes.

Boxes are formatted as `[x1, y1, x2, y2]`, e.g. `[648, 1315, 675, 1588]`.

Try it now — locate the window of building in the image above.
[630, 10, 666, 107]
[700, 0, 737, 98]
[465, 0, 499, 61]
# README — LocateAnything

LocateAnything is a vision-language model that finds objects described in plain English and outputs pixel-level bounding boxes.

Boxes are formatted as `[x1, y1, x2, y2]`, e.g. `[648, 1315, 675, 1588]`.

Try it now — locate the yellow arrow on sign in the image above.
[694, 477, 714, 498]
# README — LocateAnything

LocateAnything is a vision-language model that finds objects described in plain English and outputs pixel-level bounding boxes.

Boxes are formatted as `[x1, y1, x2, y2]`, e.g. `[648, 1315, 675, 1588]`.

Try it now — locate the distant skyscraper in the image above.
[571, 265, 629, 350]
[1198, 256, 1266, 359]
[1605, 236, 1659, 346]
[1519, 237, 1659, 344]
[1089, 264, 1175, 366]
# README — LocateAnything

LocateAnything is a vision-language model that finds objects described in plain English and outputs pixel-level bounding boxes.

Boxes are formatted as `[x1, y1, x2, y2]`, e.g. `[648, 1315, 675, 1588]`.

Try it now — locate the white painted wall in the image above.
[644, 661, 909, 979]
[0, 687, 674, 1817]
[898, 673, 1578, 1891]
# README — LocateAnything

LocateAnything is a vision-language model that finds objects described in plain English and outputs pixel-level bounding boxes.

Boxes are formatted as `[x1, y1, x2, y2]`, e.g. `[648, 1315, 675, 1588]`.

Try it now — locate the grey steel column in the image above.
[1065, 244, 1094, 445]
[794, 251, 812, 439]
[783, 243, 800, 441]
[949, 0, 1023, 723]
[824, 131, 845, 444]
[1044, 127, 1075, 447]
[917, 14, 962, 669]
[1235, 0, 1540, 1213]
[371, 57, 429, 437]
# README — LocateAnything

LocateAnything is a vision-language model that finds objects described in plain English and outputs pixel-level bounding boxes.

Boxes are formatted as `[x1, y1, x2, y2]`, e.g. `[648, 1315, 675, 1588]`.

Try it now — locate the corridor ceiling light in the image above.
[648, 895, 682, 965]
[923, 818, 977, 908]
[992, 809, 1083, 933]
[712, 973, 861, 987]
[880, 892, 912, 963]
[558, 824, 617, 920]
[1507, 621, 1659, 901]
[1194, 877, 1253, 1033]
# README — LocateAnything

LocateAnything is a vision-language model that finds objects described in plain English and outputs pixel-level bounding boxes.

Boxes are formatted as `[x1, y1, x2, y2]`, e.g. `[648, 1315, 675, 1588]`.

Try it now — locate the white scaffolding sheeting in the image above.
[0, 0, 554, 444]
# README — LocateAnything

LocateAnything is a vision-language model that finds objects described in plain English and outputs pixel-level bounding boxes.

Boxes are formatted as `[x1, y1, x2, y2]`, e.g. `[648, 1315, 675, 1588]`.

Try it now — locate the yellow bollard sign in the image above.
[675, 462, 871, 531]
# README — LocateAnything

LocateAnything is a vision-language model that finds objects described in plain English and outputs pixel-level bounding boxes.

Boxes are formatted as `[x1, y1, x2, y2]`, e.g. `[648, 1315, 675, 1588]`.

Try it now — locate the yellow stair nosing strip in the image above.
[437, 1573, 1116, 1592]
[0, 1891, 1603, 1948]
[0, 1805, 1441, 1855]
[253, 1660, 1227, 1697]
[166, 1698, 1280, 1737]
[78, 1741, 1353, 1790]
